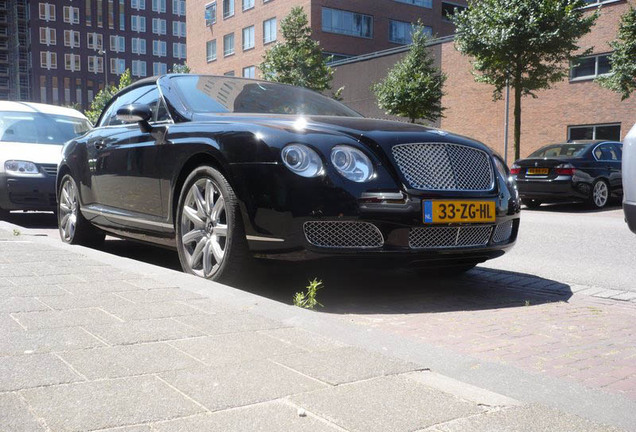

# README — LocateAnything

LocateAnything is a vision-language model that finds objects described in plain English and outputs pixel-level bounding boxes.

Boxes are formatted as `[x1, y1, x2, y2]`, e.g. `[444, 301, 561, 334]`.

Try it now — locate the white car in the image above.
[624, 123, 636, 233]
[0, 102, 91, 218]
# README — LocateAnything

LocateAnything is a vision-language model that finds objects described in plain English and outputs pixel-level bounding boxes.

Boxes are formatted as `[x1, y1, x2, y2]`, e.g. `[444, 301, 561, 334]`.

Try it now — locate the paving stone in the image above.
[85, 318, 204, 345]
[0, 297, 49, 313]
[36, 293, 133, 310]
[169, 332, 306, 367]
[97, 427, 154, 432]
[0, 327, 105, 356]
[160, 360, 327, 412]
[432, 404, 621, 432]
[115, 288, 204, 304]
[0, 284, 69, 297]
[0, 393, 45, 432]
[0, 353, 81, 391]
[123, 278, 177, 289]
[6, 275, 86, 286]
[179, 298, 234, 315]
[258, 327, 347, 352]
[21, 376, 205, 431]
[59, 342, 203, 379]
[63, 281, 145, 294]
[291, 375, 481, 432]
[0, 313, 26, 333]
[12, 308, 122, 330]
[100, 301, 203, 321]
[152, 401, 339, 432]
[274, 346, 422, 385]
[174, 312, 286, 335]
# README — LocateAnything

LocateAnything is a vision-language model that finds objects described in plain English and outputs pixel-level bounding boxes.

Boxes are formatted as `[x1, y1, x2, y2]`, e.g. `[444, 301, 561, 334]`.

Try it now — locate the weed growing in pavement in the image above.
[524, 300, 531, 306]
[293, 279, 324, 310]
[12, 229, 20, 236]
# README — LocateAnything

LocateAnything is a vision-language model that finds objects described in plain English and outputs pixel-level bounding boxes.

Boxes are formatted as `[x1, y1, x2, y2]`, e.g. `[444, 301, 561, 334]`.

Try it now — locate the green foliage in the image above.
[293, 279, 324, 310]
[373, 25, 446, 123]
[171, 63, 191, 74]
[260, 7, 334, 92]
[597, 7, 636, 100]
[84, 69, 133, 124]
[452, 0, 597, 159]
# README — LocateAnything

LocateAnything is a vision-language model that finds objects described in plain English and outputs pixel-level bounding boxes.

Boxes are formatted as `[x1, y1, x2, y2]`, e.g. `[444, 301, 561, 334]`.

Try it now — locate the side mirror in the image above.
[116, 104, 153, 132]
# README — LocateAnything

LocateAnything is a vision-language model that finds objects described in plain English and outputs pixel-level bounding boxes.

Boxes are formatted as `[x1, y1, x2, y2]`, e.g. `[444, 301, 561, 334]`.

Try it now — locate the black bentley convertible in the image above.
[57, 75, 520, 282]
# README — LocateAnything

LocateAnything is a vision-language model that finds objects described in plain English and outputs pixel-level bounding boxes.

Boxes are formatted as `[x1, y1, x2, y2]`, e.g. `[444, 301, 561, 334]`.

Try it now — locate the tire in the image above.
[589, 179, 610, 209]
[0, 208, 10, 221]
[522, 199, 542, 209]
[175, 166, 250, 283]
[57, 174, 105, 246]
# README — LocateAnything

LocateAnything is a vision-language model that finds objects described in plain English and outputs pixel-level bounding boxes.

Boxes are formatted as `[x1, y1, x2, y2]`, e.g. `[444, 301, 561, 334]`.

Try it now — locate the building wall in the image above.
[26, 0, 187, 109]
[0, 0, 30, 101]
[186, 0, 465, 78]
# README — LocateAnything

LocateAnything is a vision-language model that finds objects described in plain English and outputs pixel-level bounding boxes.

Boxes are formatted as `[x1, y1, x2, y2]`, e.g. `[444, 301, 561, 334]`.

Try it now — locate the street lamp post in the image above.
[98, 48, 108, 89]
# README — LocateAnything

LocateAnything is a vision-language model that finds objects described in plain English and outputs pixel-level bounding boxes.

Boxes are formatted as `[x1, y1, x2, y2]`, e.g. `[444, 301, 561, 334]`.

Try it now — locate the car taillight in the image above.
[555, 163, 575, 176]
[510, 164, 521, 175]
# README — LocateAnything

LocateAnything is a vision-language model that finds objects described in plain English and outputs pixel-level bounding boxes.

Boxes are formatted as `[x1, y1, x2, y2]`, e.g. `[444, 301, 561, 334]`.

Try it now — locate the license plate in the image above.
[527, 168, 549, 175]
[423, 200, 496, 224]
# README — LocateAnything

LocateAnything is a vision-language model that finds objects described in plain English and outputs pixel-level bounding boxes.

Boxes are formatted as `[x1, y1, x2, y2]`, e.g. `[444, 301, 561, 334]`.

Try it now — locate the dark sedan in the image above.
[512, 140, 623, 209]
[57, 75, 520, 282]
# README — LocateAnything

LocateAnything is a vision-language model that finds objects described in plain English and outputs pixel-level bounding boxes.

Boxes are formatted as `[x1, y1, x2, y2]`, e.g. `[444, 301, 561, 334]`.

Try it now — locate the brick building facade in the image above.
[186, 0, 466, 78]
[332, 0, 636, 161]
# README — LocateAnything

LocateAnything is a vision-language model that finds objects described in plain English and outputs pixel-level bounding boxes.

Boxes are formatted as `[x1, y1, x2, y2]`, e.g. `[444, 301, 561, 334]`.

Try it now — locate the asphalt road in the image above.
[4, 201, 636, 293]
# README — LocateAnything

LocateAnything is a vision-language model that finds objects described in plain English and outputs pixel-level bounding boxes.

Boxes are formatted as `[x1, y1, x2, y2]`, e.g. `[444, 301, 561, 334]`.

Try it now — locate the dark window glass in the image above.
[442, 2, 466, 19]
[134, 88, 171, 123]
[0, 111, 90, 144]
[173, 76, 362, 117]
[594, 144, 618, 161]
[595, 124, 620, 141]
[569, 127, 594, 140]
[571, 57, 596, 79]
[597, 55, 612, 75]
[613, 144, 622, 160]
[529, 144, 588, 158]
[101, 85, 154, 126]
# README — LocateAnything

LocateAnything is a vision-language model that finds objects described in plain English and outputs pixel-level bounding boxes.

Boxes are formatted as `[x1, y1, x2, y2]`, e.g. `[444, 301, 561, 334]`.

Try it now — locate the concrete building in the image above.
[186, 0, 466, 78]
[332, 0, 636, 162]
[1, 0, 187, 108]
[0, 0, 30, 101]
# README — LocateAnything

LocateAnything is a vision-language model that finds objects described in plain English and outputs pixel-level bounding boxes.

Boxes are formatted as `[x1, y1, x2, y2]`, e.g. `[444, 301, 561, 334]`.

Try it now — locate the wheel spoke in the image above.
[204, 180, 214, 216]
[191, 184, 206, 218]
[202, 240, 213, 277]
[183, 229, 205, 244]
[60, 213, 70, 232]
[62, 187, 71, 207]
[213, 224, 227, 238]
[190, 237, 207, 267]
[183, 205, 205, 229]
[59, 202, 71, 213]
[210, 236, 225, 263]
[211, 196, 225, 222]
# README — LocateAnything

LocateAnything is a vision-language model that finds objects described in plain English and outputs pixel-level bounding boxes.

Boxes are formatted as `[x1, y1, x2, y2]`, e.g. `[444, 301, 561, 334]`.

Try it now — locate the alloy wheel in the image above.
[593, 181, 609, 208]
[180, 178, 229, 278]
[58, 178, 79, 242]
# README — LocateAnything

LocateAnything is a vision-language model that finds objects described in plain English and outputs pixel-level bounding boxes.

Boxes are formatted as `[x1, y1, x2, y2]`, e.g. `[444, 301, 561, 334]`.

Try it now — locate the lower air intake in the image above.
[304, 221, 384, 249]
[409, 226, 493, 249]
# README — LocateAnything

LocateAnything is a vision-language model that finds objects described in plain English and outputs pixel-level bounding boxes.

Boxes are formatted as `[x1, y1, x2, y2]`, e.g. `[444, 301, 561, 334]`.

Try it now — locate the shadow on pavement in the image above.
[524, 201, 621, 214]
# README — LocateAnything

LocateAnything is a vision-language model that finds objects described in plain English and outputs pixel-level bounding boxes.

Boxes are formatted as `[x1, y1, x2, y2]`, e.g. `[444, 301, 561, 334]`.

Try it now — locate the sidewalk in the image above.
[0, 226, 632, 432]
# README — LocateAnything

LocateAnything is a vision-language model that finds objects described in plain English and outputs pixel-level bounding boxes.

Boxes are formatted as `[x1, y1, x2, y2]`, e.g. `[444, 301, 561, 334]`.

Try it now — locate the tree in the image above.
[373, 25, 446, 123]
[452, 0, 597, 160]
[85, 70, 133, 124]
[260, 6, 334, 92]
[171, 63, 191, 74]
[597, 7, 636, 100]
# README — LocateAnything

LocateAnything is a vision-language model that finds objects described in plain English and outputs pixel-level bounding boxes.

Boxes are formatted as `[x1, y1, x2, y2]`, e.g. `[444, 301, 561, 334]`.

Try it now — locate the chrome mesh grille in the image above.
[409, 226, 493, 249]
[492, 221, 514, 243]
[304, 221, 384, 249]
[39, 164, 58, 176]
[392, 143, 494, 191]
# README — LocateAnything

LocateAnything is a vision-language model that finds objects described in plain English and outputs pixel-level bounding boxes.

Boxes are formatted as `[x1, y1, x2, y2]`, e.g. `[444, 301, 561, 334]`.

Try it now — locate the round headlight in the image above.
[330, 145, 374, 183]
[281, 144, 323, 178]
[4, 160, 39, 175]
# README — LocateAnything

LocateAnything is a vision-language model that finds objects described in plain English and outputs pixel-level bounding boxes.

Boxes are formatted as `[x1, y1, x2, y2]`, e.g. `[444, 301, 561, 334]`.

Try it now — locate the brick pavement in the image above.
[0, 227, 629, 431]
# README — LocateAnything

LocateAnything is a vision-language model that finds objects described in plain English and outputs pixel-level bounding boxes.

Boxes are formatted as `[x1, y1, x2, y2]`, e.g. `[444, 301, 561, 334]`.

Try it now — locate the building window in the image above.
[223, 0, 235, 19]
[173, 21, 186, 37]
[40, 51, 57, 69]
[205, 2, 217, 26]
[570, 54, 612, 81]
[65, 54, 81, 71]
[243, 0, 254, 11]
[206, 40, 217, 62]
[132, 38, 147, 54]
[224, 33, 235, 56]
[263, 17, 277, 44]
[39, 3, 56, 21]
[110, 58, 126, 74]
[64, 30, 81, 48]
[173, 43, 186, 59]
[153, 40, 167, 57]
[76, 79, 82, 105]
[243, 25, 255, 50]
[389, 20, 431, 44]
[152, 0, 166, 13]
[131, 15, 147, 32]
[39, 27, 56, 46]
[322, 8, 373, 39]
[568, 124, 621, 141]
[86, 0, 92, 26]
[110, 35, 126, 52]
[152, 18, 167, 35]
[441, 2, 467, 20]
[63, 6, 80, 24]
[88, 56, 104, 73]
[97, 0, 104, 27]
[131, 0, 146, 10]
[132, 60, 147, 77]
[243, 66, 256, 79]
[394, 0, 432, 7]
[173, 0, 186, 15]
[87, 33, 104, 50]
[224, 71, 235, 77]
[120, 0, 126, 30]
[153, 62, 168, 75]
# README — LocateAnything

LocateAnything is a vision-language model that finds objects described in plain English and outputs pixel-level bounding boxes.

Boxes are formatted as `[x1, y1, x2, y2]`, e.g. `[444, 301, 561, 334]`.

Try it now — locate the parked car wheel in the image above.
[589, 179, 610, 209]
[175, 166, 249, 283]
[522, 199, 542, 209]
[57, 174, 105, 246]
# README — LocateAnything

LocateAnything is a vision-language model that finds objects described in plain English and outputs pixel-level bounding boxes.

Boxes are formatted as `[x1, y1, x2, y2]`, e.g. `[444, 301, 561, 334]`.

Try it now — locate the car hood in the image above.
[190, 114, 494, 154]
[0, 141, 64, 165]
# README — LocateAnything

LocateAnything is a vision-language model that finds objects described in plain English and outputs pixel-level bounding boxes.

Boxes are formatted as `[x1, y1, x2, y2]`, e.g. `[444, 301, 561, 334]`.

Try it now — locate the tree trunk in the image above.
[513, 81, 522, 161]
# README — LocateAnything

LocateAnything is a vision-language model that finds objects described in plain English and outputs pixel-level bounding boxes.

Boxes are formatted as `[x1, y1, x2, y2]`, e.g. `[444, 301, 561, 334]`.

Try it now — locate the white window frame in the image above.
[223, 0, 235, 19]
[206, 40, 217, 62]
[263, 17, 277, 44]
[570, 53, 612, 81]
[243, 65, 256, 79]
[243, 0, 254, 11]
[321, 7, 373, 39]
[394, 0, 432, 8]
[205, 2, 217, 26]
[223, 33, 235, 57]
[243, 25, 255, 51]
[568, 123, 621, 141]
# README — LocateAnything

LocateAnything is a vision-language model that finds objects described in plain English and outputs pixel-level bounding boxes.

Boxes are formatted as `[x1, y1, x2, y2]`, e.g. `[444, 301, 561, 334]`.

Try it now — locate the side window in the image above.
[133, 88, 171, 123]
[594, 144, 618, 161]
[99, 85, 154, 127]
[613, 144, 623, 161]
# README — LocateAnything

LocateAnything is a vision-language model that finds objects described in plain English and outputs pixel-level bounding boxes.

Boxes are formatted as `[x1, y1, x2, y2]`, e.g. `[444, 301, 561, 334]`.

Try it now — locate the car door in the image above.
[593, 143, 622, 193]
[91, 85, 165, 223]
[612, 143, 623, 196]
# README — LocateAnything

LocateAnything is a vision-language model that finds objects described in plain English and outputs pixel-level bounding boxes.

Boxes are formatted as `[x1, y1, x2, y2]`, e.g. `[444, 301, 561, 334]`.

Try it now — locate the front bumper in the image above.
[0, 173, 57, 211]
[515, 176, 588, 202]
[624, 200, 636, 234]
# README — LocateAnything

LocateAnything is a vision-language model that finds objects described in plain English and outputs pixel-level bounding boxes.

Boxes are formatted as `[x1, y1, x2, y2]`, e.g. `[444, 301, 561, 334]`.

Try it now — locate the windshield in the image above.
[0, 111, 91, 145]
[172, 75, 362, 117]
[529, 144, 589, 158]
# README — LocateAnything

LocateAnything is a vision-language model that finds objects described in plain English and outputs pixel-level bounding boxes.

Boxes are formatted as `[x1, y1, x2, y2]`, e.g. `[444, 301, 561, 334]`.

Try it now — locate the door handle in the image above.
[94, 140, 106, 150]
